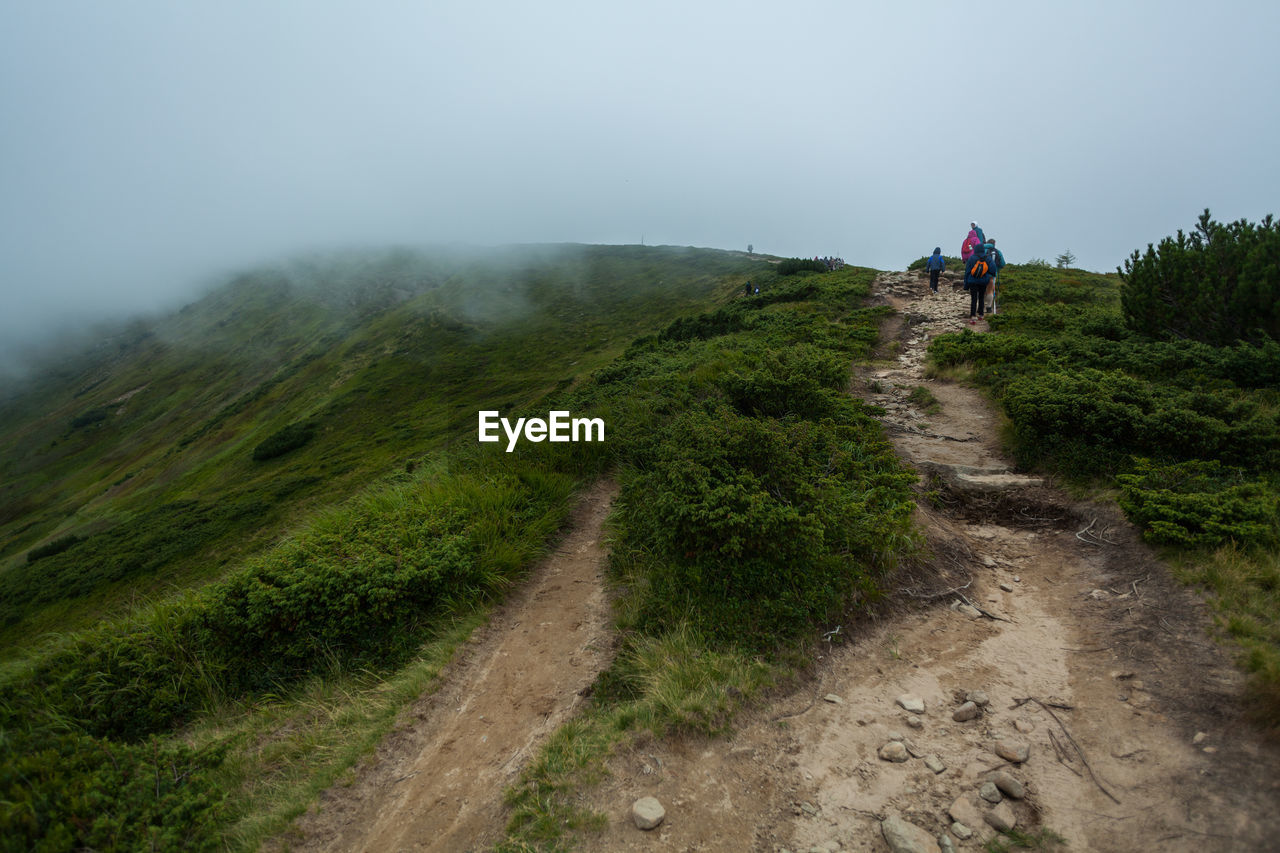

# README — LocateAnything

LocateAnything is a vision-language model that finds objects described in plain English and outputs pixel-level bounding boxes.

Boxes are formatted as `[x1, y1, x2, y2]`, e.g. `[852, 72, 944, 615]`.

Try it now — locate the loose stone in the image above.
[953, 701, 980, 722]
[879, 740, 910, 762]
[906, 715, 924, 729]
[924, 754, 947, 774]
[965, 690, 990, 707]
[823, 694, 845, 704]
[986, 772, 1023, 801]
[984, 801, 1017, 832]
[994, 739, 1031, 763]
[881, 814, 942, 853]
[979, 781, 1003, 803]
[1014, 719, 1035, 734]
[631, 796, 666, 830]
[951, 821, 973, 840]
[896, 694, 927, 714]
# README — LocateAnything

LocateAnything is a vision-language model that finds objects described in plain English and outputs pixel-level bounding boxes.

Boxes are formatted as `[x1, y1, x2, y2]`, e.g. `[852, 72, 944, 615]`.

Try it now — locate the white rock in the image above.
[896, 693, 926, 714]
[631, 796, 665, 830]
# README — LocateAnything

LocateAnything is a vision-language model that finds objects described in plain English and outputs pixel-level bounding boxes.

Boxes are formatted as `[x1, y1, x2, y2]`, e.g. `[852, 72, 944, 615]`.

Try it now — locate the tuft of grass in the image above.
[499, 624, 778, 852]
[1172, 545, 1280, 730]
[907, 384, 942, 414]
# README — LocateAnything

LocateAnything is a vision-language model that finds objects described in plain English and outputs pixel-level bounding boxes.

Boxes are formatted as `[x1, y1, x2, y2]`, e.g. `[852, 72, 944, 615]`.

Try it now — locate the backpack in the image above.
[968, 257, 989, 279]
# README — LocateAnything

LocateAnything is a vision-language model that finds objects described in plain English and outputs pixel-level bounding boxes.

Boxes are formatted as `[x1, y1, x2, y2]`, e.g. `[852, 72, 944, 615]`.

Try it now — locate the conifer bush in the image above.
[1121, 209, 1280, 346]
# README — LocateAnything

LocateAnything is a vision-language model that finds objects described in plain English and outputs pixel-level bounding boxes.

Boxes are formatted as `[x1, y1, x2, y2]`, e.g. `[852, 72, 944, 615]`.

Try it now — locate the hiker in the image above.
[961, 221, 985, 262]
[744, 281, 753, 296]
[984, 239, 1006, 313]
[925, 247, 946, 293]
[964, 243, 994, 324]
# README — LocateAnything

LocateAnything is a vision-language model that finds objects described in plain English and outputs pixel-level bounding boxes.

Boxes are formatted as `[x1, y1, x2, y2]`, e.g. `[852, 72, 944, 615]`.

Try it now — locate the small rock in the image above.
[938, 832, 956, 853]
[999, 582, 1014, 592]
[965, 690, 990, 707]
[1014, 719, 1035, 734]
[879, 740, 910, 762]
[1202, 746, 1218, 754]
[896, 694, 926, 714]
[1193, 731, 1208, 744]
[823, 693, 845, 705]
[951, 821, 973, 840]
[888, 730, 905, 742]
[982, 555, 996, 567]
[631, 796, 665, 830]
[902, 737, 925, 758]
[1013, 575, 1021, 583]
[948, 794, 986, 833]
[986, 770, 1027, 799]
[957, 604, 983, 619]
[984, 801, 1017, 832]
[881, 814, 942, 853]
[906, 715, 924, 729]
[994, 739, 1031, 763]
[924, 753, 947, 774]
[800, 801, 819, 816]
[953, 701, 981, 722]
[979, 781, 1002, 803]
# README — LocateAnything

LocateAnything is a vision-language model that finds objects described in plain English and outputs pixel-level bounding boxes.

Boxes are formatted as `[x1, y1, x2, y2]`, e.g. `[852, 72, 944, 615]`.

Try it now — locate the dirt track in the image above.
[289, 272, 1280, 852]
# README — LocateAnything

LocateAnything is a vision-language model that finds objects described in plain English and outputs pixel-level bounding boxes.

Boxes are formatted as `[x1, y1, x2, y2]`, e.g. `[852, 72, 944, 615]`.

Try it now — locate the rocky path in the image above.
[578, 271, 1280, 852]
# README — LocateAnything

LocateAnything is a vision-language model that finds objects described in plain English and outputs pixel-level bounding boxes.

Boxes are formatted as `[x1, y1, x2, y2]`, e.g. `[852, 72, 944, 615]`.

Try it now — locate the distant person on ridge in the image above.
[925, 247, 946, 294]
[984, 239, 1006, 314]
[964, 243, 994, 324]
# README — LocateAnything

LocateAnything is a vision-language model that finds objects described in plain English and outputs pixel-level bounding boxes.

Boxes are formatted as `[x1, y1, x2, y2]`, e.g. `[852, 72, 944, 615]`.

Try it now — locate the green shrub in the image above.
[251, 420, 317, 461]
[1120, 209, 1280, 345]
[0, 725, 226, 852]
[25, 533, 85, 564]
[777, 258, 829, 275]
[1118, 459, 1280, 548]
[615, 406, 915, 650]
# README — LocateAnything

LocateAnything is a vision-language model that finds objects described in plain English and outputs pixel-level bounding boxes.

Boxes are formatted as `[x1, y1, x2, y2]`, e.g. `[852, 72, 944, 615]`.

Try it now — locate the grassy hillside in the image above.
[1, 245, 926, 851]
[0, 244, 754, 656]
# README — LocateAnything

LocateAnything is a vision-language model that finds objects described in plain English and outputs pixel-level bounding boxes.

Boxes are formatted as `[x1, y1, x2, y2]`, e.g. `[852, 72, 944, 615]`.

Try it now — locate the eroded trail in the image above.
[578, 272, 1280, 852]
[294, 480, 618, 853]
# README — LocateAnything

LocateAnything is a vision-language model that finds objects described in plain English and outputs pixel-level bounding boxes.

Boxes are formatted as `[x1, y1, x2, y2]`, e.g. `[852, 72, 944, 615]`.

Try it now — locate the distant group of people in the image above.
[922, 221, 1005, 324]
[814, 256, 846, 271]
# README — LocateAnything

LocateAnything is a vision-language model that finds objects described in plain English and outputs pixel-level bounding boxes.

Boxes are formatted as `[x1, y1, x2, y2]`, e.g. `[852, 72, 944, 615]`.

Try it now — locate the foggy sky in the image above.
[3, 0, 1279, 364]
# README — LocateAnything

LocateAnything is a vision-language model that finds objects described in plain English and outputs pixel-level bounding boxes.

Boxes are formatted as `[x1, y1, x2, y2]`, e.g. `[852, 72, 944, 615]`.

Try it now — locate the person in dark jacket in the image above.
[925, 247, 946, 293]
[964, 243, 994, 323]
[984, 239, 1006, 314]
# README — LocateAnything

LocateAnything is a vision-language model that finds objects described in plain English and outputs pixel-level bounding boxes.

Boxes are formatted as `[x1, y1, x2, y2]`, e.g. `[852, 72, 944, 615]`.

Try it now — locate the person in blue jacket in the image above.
[925, 247, 946, 293]
[964, 242, 994, 323]
[984, 239, 1006, 314]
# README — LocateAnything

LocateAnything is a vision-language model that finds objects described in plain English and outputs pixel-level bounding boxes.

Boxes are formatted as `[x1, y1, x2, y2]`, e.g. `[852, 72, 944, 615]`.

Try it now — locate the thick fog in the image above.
[3, 0, 1278, 369]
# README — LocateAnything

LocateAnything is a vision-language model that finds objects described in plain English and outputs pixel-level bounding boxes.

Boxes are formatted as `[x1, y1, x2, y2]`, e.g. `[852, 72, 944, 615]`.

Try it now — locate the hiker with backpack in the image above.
[961, 221, 984, 262]
[925, 248, 946, 293]
[964, 243, 994, 324]
[984, 239, 1006, 314]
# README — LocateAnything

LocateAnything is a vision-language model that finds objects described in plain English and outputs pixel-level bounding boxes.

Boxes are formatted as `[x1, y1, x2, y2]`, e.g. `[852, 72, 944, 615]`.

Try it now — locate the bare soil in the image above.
[289, 271, 1280, 852]
[291, 480, 618, 852]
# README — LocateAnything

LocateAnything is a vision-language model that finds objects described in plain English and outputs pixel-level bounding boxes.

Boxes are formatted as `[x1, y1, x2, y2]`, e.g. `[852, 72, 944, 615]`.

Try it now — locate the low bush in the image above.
[1118, 459, 1280, 549]
[251, 420, 316, 461]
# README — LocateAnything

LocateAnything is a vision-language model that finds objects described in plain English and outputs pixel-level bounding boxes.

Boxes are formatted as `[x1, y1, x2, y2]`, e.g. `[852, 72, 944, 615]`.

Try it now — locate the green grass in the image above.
[0, 252, 922, 850]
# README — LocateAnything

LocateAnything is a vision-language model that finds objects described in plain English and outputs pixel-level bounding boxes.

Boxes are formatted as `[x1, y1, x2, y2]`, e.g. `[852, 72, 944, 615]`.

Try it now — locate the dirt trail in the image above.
[293, 480, 618, 853]
[578, 271, 1280, 852]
